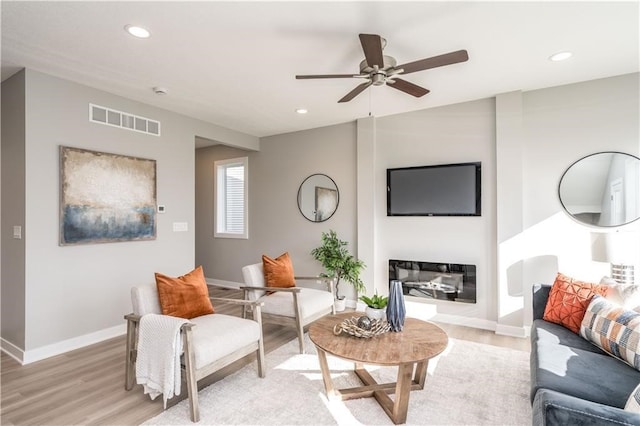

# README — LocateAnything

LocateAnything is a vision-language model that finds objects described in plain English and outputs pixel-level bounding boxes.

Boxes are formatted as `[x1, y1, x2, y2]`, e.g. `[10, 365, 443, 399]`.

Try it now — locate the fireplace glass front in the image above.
[389, 259, 477, 304]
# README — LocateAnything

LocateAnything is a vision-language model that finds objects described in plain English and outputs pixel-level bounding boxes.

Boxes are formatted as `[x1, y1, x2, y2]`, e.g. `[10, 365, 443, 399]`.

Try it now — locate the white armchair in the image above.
[241, 262, 335, 354]
[124, 283, 265, 422]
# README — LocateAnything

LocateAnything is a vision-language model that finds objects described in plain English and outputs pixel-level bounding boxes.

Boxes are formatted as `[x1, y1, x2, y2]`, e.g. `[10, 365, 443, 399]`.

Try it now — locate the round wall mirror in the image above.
[559, 151, 640, 227]
[297, 174, 339, 222]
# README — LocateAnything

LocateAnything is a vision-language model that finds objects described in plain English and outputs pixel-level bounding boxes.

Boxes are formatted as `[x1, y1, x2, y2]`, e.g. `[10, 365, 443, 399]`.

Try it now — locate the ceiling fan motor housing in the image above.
[359, 55, 397, 74]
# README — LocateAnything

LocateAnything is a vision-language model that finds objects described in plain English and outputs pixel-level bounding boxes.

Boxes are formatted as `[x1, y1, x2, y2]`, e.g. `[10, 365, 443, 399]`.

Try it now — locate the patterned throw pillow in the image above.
[543, 273, 608, 334]
[580, 295, 640, 372]
[626, 382, 640, 413]
[599, 278, 640, 312]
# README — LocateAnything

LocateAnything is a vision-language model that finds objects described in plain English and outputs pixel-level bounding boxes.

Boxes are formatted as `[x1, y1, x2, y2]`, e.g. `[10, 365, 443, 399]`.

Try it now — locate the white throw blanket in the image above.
[136, 313, 190, 408]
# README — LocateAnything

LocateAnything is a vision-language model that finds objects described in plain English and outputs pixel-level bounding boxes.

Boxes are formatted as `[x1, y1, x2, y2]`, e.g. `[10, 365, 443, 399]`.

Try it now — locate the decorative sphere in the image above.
[357, 316, 372, 330]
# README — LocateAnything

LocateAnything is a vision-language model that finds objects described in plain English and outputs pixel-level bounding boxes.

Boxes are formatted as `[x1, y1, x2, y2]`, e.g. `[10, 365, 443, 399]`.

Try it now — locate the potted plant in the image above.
[311, 230, 365, 312]
[359, 293, 388, 320]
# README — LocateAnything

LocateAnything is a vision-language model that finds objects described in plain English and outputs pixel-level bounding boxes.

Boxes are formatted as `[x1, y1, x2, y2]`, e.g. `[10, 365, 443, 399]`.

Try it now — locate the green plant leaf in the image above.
[310, 230, 366, 298]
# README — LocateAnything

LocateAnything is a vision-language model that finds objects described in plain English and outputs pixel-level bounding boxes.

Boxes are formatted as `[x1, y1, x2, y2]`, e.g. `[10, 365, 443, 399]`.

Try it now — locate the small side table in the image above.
[309, 312, 448, 424]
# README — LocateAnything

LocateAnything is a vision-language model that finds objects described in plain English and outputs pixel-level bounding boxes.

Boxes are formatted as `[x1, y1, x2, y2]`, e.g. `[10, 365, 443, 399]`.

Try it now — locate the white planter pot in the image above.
[334, 298, 346, 312]
[365, 306, 386, 320]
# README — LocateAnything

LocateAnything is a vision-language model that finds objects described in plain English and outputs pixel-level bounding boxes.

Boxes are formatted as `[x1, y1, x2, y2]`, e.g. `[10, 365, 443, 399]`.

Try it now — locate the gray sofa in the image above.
[530, 283, 640, 425]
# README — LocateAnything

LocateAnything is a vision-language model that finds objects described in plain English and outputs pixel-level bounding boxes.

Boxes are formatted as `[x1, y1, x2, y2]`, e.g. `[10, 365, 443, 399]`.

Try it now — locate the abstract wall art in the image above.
[59, 146, 157, 245]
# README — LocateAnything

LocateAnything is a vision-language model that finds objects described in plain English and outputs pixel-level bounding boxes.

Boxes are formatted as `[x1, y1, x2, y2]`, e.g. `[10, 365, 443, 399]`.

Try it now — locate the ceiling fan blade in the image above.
[338, 81, 372, 103]
[296, 74, 358, 79]
[359, 34, 385, 68]
[387, 78, 430, 97]
[397, 50, 469, 75]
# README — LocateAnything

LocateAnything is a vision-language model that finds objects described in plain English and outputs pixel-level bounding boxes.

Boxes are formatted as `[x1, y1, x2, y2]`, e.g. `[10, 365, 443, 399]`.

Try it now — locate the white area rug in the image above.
[143, 334, 530, 425]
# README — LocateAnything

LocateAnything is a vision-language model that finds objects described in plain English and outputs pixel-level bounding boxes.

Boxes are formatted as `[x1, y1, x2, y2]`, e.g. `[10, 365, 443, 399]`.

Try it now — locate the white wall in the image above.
[517, 73, 640, 326]
[370, 99, 497, 323]
[1, 69, 258, 363]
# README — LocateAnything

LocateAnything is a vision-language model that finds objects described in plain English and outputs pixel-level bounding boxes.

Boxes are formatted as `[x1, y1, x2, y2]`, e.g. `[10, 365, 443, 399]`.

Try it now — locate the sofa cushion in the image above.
[626, 383, 640, 413]
[534, 389, 640, 426]
[189, 314, 260, 370]
[543, 273, 608, 334]
[530, 336, 640, 408]
[580, 295, 640, 371]
[155, 266, 214, 319]
[532, 319, 606, 355]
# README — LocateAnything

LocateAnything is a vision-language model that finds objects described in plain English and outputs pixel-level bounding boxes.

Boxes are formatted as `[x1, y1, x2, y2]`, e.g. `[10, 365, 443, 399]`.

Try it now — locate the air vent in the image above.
[89, 104, 161, 136]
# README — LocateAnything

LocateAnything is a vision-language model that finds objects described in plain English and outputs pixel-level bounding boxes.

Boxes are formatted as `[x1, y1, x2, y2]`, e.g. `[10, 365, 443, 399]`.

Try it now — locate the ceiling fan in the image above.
[296, 34, 469, 103]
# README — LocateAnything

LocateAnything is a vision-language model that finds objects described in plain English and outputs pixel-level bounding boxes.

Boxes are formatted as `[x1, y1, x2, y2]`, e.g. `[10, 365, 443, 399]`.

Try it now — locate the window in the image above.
[215, 157, 248, 239]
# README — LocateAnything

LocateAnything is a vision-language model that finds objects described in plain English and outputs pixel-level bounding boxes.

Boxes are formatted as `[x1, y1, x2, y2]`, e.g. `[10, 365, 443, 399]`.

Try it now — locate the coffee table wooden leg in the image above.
[392, 362, 415, 424]
[413, 359, 429, 389]
[316, 347, 338, 399]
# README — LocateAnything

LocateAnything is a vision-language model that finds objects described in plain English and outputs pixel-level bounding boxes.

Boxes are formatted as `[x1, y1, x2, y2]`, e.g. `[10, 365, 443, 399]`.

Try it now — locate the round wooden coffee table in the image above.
[309, 312, 448, 425]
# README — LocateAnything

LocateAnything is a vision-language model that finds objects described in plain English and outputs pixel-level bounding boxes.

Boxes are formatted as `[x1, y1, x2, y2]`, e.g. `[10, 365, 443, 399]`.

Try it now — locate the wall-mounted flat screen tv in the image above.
[387, 162, 481, 216]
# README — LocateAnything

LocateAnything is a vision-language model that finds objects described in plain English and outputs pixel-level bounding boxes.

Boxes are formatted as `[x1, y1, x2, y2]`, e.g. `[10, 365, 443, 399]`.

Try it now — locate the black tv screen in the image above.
[387, 162, 481, 216]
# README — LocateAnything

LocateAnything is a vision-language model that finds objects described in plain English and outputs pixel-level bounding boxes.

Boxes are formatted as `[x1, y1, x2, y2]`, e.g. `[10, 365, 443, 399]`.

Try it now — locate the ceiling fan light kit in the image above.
[296, 33, 469, 103]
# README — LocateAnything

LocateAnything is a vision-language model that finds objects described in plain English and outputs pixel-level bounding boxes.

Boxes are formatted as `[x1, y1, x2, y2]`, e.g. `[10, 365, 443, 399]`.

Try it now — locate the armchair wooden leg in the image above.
[254, 305, 266, 378]
[292, 293, 305, 354]
[124, 318, 137, 391]
[183, 328, 199, 422]
[295, 316, 305, 354]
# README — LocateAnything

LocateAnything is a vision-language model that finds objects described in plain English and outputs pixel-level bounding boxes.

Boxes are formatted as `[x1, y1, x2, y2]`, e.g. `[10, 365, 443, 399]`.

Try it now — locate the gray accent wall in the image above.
[196, 122, 358, 299]
[1, 69, 258, 362]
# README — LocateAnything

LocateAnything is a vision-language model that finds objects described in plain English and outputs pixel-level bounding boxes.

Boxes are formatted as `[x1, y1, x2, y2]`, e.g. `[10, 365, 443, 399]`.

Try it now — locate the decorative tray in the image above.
[333, 316, 391, 338]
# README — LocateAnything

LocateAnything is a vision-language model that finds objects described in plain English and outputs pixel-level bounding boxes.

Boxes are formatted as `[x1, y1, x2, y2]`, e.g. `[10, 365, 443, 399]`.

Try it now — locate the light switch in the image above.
[172, 222, 188, 232]
[13, 226, 22, 239]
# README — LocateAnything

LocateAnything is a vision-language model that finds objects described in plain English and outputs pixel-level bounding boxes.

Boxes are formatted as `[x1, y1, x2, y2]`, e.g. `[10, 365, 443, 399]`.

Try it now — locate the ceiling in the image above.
[2, 1, 638, 143]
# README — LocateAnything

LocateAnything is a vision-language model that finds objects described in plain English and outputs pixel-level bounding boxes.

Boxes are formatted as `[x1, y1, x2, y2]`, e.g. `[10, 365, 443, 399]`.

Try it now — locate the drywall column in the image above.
[495, 91, 526, 336]
[357, 117, 377, 296]
[1, 71, 27, 356]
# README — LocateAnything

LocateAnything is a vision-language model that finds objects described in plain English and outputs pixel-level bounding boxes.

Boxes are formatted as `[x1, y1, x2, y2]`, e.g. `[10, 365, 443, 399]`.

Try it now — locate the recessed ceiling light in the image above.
[125, 25, 150, 39]
[295, 108, 308, 114]
[549, 51, 572, 62]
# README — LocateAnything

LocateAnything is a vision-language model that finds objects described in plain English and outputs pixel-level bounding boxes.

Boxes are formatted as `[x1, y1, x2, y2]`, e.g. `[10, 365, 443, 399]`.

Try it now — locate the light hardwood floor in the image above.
[1, 288, 530, 425]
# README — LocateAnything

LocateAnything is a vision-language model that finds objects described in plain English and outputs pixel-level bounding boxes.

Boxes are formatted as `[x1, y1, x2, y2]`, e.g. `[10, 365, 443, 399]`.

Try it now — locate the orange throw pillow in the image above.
[543, 272, 608, 333]
[262, 252, 296, 288]
[155, 265, 214, 319]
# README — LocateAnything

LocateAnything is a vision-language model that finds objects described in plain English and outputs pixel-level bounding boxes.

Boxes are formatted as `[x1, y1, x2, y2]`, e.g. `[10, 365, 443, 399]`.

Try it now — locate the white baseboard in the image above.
[1, 324, 127, 365]
[1, 338, 25, 363]
[495, 323, 530, 338]
[206, 278, 242, 289]
[431, 313, 497, 331]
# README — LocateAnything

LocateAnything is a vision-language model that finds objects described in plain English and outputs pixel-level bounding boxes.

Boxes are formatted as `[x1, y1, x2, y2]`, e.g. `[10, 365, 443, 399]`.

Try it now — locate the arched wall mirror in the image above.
[297, 174, 339, 222]
[559, 152, 640, 227]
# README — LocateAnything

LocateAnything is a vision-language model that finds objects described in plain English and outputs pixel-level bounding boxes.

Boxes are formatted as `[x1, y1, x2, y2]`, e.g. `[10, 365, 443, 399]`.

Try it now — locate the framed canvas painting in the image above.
[59, 146, 157, 245]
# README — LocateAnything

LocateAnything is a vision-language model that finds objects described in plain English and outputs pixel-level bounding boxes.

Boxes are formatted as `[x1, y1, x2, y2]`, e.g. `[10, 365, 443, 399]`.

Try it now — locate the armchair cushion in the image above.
[261, 288, 334, 318]
[155, 266, 214, 319]
[190, 314, 261, 370]
[262, 252, 296, 289]
[132, 283, 163, 316]
[242, 263, 267, 300]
